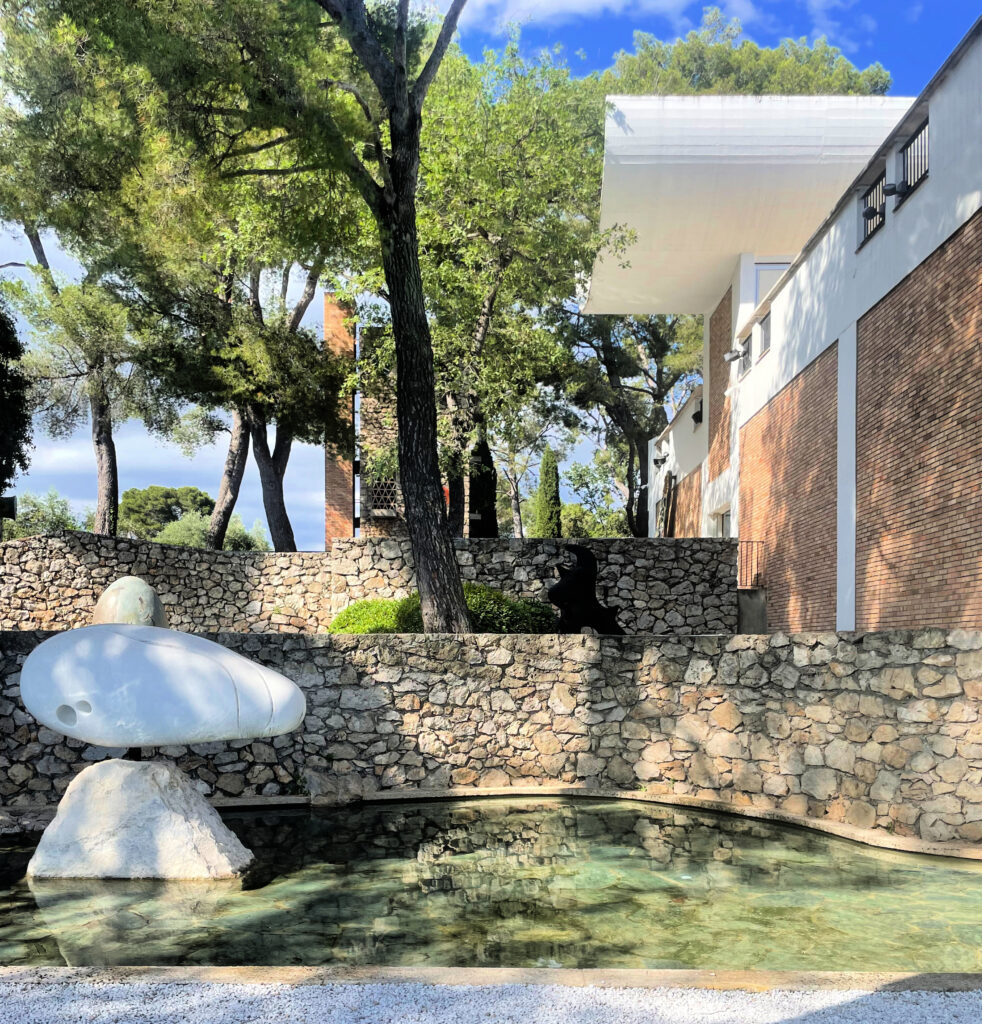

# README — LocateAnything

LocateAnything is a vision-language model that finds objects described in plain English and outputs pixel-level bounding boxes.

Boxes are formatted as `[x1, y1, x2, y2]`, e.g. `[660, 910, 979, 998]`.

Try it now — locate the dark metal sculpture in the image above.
[547, 544, 625, 635]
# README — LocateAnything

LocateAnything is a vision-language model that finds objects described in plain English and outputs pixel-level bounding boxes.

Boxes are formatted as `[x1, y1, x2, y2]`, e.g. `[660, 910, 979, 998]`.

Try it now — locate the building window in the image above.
[715, 510, 731, 539]
[738, 337, 752, 378]
[759, 314, 771, 358]
[898, 119, 929, 202]
[754, 263, 789, 303]
[860, 172, 886, 244]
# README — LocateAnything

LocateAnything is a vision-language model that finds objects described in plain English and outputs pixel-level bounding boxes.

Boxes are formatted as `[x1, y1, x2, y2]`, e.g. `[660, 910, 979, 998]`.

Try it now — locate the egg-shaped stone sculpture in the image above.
[92, 576, 168, 628]
[20, 624, 306, 746]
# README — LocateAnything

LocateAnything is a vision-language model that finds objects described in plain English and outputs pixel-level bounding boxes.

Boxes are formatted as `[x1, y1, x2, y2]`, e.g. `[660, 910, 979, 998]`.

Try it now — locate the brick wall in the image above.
[707, 288, 732, 481]
[674, 468, 702, 537]
[323, 298, 355, 542]
[739, 345, 838, 631]
[856, 208, 982, 630]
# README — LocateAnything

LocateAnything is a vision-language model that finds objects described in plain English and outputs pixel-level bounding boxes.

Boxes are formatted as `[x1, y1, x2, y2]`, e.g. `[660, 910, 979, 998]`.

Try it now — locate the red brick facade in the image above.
[856, 208, 982, 630]
[708, 289, 732, 481]
[674, 468, 702, 537]
[739, 344, 838, 632]
[323, 298, 355, 543]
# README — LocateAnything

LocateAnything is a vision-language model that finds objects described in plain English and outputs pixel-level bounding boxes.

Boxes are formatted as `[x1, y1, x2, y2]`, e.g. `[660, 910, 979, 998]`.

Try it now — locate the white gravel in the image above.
[0, 982, 980, 1024]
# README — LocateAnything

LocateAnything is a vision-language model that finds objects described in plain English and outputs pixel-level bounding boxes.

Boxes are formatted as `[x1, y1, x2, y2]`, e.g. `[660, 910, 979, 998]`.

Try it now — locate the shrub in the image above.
[328, 583, 556, 635]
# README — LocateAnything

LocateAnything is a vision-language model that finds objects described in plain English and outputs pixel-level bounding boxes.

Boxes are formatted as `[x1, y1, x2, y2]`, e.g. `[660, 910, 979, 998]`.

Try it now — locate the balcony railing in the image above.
[738, 540, 765, 590]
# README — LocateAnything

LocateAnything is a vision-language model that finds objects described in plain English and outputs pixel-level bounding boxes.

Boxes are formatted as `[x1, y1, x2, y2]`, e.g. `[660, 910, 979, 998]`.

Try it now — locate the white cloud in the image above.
[448, 0, 697, 34]
[799, 0, 878, 54]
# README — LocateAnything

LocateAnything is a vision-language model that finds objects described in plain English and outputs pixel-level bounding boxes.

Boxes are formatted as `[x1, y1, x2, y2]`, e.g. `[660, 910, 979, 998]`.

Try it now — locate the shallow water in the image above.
[2, 797, 982, 970]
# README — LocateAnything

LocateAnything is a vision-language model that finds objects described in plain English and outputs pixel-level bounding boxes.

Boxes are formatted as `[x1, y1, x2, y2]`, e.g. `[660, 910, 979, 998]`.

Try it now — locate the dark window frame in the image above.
[758, 313, 771, 360]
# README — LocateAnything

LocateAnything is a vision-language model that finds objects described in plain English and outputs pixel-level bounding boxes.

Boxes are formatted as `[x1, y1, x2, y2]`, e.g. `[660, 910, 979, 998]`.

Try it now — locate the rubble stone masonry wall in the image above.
[1, 533, 738, 636]
[2, 628, 982, 851]
[328, 537, 738, 635]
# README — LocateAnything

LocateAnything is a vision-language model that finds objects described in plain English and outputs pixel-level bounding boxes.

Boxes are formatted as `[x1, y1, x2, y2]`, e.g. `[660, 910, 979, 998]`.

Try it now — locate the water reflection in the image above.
[2, 798, 982, 970]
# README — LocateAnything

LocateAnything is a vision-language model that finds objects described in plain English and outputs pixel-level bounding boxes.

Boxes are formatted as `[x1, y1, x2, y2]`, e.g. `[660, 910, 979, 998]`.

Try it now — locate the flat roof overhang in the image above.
[583, 94, 914, 315]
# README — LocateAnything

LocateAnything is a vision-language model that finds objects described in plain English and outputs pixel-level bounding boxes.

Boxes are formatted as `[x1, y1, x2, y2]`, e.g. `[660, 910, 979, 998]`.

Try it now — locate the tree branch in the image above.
[314, 0, 395, 105]
[23, 225, 59, 296]
[411, 0, 468, 113]
[287, 255, 325, 334]
[221, 133, 299, 161]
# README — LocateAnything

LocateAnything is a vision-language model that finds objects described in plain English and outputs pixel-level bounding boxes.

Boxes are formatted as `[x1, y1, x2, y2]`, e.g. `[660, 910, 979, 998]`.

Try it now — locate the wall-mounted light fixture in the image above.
[723, 344, 748, 363]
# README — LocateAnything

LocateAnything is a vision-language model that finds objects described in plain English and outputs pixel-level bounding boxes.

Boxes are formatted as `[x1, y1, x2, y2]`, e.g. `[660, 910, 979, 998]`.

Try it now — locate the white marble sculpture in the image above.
[22, 579, 307, 880]
[27, 760, 254, 880]
[20, 624, 305, 747]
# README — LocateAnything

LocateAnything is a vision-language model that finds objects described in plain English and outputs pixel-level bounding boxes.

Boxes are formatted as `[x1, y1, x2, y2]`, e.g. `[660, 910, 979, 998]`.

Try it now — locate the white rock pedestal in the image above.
[28, 760, 253, 880]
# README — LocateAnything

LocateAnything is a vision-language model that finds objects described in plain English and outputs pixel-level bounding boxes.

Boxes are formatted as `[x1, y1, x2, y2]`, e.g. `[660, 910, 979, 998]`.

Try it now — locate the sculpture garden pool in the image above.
[2, 797, 982, 971]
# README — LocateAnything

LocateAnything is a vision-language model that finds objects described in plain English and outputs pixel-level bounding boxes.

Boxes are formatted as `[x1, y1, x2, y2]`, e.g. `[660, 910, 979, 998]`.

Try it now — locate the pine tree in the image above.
[531, 446, 562, 538]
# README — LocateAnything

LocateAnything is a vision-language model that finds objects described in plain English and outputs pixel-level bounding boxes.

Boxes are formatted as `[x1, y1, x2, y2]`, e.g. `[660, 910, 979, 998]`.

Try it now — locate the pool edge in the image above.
[354, 785, 982, 861]
[7, 783, 982, 860]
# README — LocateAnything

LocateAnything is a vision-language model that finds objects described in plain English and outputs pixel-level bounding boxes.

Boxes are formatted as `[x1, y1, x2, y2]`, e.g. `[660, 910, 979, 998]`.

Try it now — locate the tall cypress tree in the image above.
[532, 446, 562, 538]
[0, 301, 32, 496]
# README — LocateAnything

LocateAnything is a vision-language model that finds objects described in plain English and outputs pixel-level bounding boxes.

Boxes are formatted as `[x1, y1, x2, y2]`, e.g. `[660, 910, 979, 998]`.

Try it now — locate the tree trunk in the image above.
[246, 406, 296, 551]
[207, 408, 250, 549]
[447, 468, 465, 537]
[89, 392, 118, 536]
[377, 116, 469, 633]
[508, 478, 524, 539]
[468, 430, 499, 538]
[635, 439, 649, 538]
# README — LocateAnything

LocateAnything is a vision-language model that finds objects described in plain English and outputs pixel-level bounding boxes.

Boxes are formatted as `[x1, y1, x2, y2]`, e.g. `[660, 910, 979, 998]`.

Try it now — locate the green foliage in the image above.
[565, 450, 631, 538]
[530, 445, 562, 538]
[118, 485, 216, 541]
[326, 595, 424, 635]
[605, 7, 891, 96]
[153, 510, 270, 551]
[562, 503, 629, 539]
[3, 279, 175, 442]
[0, 300, 31, 493]
[328, 583, 556, 635]
[1, 488, 81, 540]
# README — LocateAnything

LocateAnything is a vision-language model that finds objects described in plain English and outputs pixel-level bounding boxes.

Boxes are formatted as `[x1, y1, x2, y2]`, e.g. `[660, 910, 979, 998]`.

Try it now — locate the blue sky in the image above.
[4, 1, 980, 551]
[455, 1, 981, 97]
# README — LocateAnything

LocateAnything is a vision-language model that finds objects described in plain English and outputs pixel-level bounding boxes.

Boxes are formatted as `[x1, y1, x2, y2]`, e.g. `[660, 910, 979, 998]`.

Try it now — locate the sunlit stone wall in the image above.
[0, 532, 738, 636]
[2, 628, 982, 848]
[329, 537, 738, 634]
[0, 532, 333, 634]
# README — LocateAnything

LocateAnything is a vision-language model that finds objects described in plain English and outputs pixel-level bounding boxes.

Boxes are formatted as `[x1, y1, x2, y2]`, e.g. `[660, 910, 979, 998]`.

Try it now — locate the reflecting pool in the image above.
[2, 797, 982, 970]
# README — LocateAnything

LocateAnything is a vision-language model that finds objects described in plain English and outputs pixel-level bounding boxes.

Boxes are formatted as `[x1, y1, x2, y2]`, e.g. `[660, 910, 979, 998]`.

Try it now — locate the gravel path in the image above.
[0, 981, 980, 1024]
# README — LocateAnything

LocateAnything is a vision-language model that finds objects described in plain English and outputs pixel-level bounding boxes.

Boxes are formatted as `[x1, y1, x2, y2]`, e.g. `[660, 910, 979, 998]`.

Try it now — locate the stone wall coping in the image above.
[2, 965, 982, 991]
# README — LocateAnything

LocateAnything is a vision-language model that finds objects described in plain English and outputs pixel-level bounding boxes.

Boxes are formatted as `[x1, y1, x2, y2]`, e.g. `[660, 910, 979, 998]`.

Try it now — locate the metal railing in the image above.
[901, 119, 929, 194]
[738, 540, 765, 590]
[861, 173, 886, 242]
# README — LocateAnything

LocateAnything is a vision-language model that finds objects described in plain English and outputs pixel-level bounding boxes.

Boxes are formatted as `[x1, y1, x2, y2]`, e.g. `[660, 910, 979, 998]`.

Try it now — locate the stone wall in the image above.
[3, 627, 982, 850]
[1, 532, 738, 636]
[0, 532, 333, 634]
[328, 537, 738, 635]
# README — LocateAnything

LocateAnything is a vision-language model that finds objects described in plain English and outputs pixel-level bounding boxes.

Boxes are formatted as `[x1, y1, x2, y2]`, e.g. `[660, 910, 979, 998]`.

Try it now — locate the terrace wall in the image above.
[0, 532, 738, 636]
[328, 537, 738, 635]
[2, 627, 982, 851]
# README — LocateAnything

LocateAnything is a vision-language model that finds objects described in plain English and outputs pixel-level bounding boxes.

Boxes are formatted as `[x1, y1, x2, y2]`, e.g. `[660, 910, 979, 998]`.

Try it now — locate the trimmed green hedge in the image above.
[328, 582, 557, 635]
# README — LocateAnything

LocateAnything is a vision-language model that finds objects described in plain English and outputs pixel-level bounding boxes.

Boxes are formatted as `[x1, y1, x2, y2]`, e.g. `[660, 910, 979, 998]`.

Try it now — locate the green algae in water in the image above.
[2, 797, 982, 970]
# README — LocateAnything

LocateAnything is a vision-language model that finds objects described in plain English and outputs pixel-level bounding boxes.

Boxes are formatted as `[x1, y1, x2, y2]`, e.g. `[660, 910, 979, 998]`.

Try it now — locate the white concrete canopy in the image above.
[584, 94, 913, 315]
